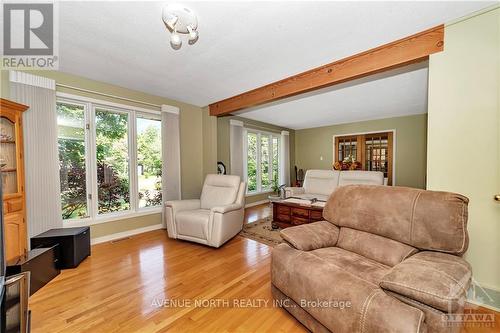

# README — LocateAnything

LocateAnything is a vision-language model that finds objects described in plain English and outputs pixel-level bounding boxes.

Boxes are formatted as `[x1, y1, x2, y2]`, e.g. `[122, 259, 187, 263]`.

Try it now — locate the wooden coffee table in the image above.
[272, 199, 324, 229]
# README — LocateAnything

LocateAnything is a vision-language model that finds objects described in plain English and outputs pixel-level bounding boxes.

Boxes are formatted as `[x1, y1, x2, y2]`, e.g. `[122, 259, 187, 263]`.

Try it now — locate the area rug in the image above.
[239, 218, 283, 247]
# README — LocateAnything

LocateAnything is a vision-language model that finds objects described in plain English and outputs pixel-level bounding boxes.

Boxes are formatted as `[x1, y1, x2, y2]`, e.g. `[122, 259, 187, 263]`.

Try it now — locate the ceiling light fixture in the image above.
[162, 4, 199, 50]
[170, 29, 182, 50]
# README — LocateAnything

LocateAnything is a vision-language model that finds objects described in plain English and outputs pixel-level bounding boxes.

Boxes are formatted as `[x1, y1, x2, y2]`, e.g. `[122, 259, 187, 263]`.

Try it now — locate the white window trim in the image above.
[56, 93, 163, 226]
[243, 128, 281, 196]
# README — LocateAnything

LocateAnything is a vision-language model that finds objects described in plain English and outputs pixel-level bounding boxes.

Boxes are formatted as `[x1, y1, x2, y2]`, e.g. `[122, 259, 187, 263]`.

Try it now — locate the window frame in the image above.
[332, 129, 396, 186]
[56, 92, 162, 227]
[243, 128, 281, 196]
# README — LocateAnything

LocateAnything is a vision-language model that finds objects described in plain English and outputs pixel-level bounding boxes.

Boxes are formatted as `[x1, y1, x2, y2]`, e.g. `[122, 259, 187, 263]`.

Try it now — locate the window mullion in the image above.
[268, 134, 272, 189]
[88, 103, 98, 219]
[256, 132, 261, 193]
[243, 129, 248, 187]
[129, 111, 138, 212]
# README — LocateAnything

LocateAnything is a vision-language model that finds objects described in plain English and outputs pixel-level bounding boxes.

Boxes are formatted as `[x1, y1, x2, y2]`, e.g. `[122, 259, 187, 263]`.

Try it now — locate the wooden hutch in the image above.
[1, 98, 29, 261]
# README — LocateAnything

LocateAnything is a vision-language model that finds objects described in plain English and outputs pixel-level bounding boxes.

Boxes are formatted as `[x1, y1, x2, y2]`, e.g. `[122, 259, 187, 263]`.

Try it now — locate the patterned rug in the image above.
[239, 217, 283, 247]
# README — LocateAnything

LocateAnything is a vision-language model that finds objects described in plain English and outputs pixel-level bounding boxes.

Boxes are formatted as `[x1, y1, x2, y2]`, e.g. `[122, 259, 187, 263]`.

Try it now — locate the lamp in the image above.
[187, 25, 198, 44]
[170, 29, 182, 49]
[162, 4, 199, 50]
[165, 15, 178, 31]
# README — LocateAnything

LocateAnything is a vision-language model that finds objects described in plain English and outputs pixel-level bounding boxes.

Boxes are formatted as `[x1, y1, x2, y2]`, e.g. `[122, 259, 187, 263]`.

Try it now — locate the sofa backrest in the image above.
[200, 174, 241, 209]
[303, 170, 340, 196]
[323, 185, 469, 255]
[338, 170, 384, 186]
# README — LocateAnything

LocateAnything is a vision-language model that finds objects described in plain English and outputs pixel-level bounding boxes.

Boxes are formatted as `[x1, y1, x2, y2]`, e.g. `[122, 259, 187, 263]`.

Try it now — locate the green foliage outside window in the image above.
[58, 103, 163, 220]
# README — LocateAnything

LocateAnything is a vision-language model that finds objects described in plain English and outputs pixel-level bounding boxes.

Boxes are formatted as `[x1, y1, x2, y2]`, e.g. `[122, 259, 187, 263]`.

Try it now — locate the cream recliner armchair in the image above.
[164, 174, 246, 248]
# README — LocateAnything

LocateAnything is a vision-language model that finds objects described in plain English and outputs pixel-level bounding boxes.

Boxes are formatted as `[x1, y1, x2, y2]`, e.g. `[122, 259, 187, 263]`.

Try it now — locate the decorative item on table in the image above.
[217, 161, 226, 175]
[295, 167, 304, 187]
[333, 154, 361, 171]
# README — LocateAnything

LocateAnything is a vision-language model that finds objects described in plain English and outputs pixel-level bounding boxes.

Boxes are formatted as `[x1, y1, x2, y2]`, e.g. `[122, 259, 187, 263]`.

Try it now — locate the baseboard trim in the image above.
[467, 284, 500, 312]
[245, 199, 270, 208]
[91, 224, 164, 245]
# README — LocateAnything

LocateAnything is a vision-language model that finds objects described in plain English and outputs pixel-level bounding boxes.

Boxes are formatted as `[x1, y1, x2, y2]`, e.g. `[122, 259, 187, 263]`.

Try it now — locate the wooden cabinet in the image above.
[1, 98, 29, 262]
[272, 201, 324, 229]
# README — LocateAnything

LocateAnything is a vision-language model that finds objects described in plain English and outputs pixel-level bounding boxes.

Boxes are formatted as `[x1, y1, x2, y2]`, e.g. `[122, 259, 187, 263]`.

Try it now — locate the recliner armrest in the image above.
[211, 203, 242, 214]
[165, 199, 201, 212]
[380, 251, 472, 312]
[284, 187, 305, 198]
[279, 221, 339, 251]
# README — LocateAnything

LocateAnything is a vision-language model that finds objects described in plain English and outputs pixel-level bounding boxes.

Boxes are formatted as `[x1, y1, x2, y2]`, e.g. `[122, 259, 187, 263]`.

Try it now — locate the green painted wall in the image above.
[295, 114, 428, 189]
[427, 7, 499, 293]
[217, 115, 295, 204]
[1, 70, 207, 239]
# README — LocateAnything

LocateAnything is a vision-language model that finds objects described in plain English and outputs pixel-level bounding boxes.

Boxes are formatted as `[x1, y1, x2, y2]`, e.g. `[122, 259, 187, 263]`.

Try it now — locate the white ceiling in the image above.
[59, 1, 494, 111]
[238, 62, 429, 129]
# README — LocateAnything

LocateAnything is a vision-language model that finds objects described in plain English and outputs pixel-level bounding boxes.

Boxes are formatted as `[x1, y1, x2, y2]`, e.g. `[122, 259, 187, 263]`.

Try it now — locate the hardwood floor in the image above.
[29, 203, 499, 333]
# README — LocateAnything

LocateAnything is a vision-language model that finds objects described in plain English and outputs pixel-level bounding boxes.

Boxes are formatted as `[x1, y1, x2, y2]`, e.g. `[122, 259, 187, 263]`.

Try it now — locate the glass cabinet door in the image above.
[0, 116, 18, 195]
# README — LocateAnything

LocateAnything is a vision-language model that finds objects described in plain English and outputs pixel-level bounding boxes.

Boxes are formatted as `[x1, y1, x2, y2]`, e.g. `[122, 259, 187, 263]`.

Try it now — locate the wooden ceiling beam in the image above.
[209, 25, 444, 116]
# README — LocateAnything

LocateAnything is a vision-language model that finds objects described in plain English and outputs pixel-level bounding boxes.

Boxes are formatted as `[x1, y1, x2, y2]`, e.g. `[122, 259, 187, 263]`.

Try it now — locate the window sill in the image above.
[246, 190, 275, 197]
[63, 207, 163, 228]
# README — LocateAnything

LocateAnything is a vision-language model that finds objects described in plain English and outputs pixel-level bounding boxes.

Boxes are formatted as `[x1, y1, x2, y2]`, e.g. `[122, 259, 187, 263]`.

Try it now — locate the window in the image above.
[245, 130, 280, 194]
[334, 131, 393, 185]
[95, 108, 130, 213]
[56, 97, 162, 223]
[136, 115, 162, 208]
[57, 102, 89, 219]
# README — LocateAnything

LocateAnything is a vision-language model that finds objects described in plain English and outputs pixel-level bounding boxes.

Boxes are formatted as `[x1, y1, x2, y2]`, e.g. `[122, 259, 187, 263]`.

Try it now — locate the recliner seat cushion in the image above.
[323, 185, 469, 254]
[310, 247, 390, 285]
[272, 243, 426, 333]
[176, 209, 211, 239]
[200, 174, 240, 209]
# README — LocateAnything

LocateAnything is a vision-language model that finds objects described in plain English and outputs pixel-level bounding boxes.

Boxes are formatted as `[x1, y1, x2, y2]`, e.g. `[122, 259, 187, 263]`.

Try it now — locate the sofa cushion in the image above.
[337, 227, 418, 267]
[280, 221, 339, 251]
[310, 247, 390, 285]
[380, 251, 472, 312]
[200, 174, 240, 209]
[323, 185, 469, 254]
[303, 170, 339, 197]
[338, 170, 384, 186]
[176, 209, 211, 239]
[271, 243, 426, 333]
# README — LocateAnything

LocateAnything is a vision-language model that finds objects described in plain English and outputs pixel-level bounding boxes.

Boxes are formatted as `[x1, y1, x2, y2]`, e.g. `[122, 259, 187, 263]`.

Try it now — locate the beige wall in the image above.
[295, 114, 428, 189]
[91, 213, 161, 239]
[217, 115, 295, 204]
[202, 107, 218, 178]
[427, 7, 499, 291]
[1, 70, 207, 239]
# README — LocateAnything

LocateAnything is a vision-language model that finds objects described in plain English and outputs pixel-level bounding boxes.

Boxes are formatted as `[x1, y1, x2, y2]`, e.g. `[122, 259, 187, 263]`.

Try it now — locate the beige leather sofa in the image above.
[164, 174, 246, 248]
[285, 170, 384, 201]
[272, 185, 471, 333]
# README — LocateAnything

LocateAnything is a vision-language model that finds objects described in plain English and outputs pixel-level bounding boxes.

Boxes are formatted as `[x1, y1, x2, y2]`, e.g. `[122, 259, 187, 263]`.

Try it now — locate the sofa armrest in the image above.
[284, 187, 305, 198]
[211, 203, 242, 214]
[165, 199, 201, 212]
[380, 251, 472, 312]
[279, 221, 340, 251]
